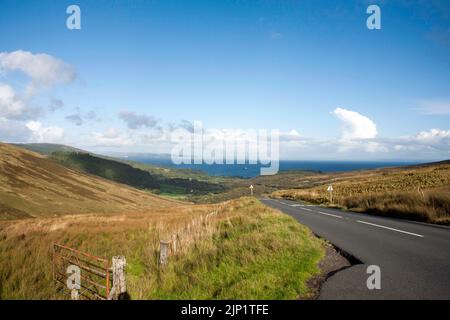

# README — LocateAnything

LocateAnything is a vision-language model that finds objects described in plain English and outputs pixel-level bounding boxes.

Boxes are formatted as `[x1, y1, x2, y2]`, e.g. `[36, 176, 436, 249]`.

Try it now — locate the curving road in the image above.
[261, 198, 450, 300]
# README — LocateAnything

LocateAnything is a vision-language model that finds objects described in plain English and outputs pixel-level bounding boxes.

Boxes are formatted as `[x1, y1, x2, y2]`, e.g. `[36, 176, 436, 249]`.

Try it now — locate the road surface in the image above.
[261, 198, 450, 300]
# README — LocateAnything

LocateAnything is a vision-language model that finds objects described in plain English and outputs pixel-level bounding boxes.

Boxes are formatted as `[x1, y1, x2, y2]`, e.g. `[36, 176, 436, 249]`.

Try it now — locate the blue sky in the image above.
[0, 0, 449, 160]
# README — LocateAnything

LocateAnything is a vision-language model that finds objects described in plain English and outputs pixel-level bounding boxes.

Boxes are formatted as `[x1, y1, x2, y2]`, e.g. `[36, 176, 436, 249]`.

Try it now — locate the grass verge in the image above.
[272, 163, 450, 225]
[0, 198, 324, 299]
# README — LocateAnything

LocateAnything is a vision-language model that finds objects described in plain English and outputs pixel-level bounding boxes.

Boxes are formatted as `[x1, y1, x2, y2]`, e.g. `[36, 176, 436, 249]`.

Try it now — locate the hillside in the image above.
[0, 143, 179, 219]
[11, 143, 86, 155]
[272, 161, 450, 224]
[12, 143, 228, 200]
[49, 151, 225, 198]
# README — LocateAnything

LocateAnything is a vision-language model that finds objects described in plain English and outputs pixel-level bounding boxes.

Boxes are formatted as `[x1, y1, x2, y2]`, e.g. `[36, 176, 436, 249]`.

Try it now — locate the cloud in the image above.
[65, 113, 83, 126]
[65, 108, 99, 126]
[92, 128, 134, 147]
[416, 99, 450, 115]
[84, 110, 98, 121]
[25, 121, 64, 143]
[0, 50, 76, 90]
[118, 111, 158, 129]
[0, 83, 43, 120]
[0, 83, 26, 118]
[49, 98, 64, 111]
[411, 128, 450, 150]
[0, 118, 32, 142]
[333, 107, 378, 140]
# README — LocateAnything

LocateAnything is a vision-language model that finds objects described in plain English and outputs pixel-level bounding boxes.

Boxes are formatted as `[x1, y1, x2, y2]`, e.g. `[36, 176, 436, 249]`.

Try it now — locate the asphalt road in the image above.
[261, 198, 450, 300]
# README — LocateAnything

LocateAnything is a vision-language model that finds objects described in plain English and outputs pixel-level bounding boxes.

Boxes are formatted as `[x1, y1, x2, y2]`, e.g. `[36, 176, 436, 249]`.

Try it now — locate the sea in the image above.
[126, 157, 420, 178]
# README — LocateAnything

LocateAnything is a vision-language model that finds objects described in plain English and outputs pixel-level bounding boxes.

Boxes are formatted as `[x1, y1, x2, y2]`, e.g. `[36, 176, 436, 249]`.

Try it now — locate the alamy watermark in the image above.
[170, 121, 279, 175]
[366, 265, 381, 290]
[367, 5, 381, 30]
[66, 4, 380, 31]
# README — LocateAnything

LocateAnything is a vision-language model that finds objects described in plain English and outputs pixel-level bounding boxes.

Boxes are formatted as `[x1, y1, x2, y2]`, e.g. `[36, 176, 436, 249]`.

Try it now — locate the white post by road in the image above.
[327, 185, 333, 203]
[249, 185, 254, 196]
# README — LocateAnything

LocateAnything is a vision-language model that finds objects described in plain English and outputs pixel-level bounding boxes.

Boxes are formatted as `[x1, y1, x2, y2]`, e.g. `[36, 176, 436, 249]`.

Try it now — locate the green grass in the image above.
[150, 201, 324, 299]
[49, 151, 225, 197]
[0, 198, 325, 299]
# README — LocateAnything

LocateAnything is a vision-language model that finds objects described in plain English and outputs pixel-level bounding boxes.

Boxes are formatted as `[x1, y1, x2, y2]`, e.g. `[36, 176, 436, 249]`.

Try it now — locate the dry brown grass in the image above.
[0, 198, 324, 300]
[0, 143, 180, 219]
[273, 163, 450, 225]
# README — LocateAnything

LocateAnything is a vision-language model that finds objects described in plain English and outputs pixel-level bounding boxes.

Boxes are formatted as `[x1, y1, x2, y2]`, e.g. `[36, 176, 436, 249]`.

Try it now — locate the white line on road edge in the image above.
[318, 211, 343, 219]
[290, 204, 304, 207]
[357, 220, 424, 238]
[301, 208, 313, 212]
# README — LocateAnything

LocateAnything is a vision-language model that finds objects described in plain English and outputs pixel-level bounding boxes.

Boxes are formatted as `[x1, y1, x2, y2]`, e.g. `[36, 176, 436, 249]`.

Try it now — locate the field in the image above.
[272, 162, 450, 225]
[0, 198, 325, 299]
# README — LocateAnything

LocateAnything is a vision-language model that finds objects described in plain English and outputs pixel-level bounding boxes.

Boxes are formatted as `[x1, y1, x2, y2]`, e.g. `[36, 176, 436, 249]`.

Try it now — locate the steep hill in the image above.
[0, 143, 180, 219]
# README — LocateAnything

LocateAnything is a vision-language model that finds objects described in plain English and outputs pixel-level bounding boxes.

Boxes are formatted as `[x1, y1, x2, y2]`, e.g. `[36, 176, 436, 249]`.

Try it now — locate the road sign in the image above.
[249, 185, 254, 196]
[327, 185, 333, 203]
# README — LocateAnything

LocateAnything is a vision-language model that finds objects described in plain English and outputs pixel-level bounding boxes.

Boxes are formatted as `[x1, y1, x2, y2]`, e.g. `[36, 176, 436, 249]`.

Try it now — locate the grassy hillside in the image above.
[49, 151, 225, 198]
[0, 198, 325, 299]
[272, 162, 450, 225]
[11, 143, 86, 155]
[0, 143, 179, 219]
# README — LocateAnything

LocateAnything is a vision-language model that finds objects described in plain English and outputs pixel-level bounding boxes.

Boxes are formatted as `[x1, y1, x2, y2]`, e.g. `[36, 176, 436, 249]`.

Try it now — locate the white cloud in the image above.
[333, 107, 378, 140]
[0, 83, 26, 118]
[0, 50, 76, 90]
[416, 128, 450, 142]
[92, 128, 134, 147]
[0, 118, 32, 142]
[25, 121, 65, 143]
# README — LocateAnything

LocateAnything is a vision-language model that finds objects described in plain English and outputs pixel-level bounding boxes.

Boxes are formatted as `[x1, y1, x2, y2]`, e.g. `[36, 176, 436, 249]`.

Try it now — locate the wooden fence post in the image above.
[171, 234, 177, 254]
[109, 256, 126, 300]
[160, 240, 169, 267]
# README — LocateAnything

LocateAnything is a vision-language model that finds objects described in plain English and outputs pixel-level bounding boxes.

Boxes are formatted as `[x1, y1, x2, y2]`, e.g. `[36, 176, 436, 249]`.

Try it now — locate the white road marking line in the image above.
[290, 204, 303, 207]
[357, 220, 424, 238]
[301, 208, 312, 212]
[318, 211, 343, 219]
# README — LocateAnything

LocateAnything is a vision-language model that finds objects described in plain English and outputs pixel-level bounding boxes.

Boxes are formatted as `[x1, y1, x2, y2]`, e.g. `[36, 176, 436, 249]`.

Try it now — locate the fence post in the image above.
[110, 256, 127, 300]
[171, 234, 177, 254]
[160, 240, 169, 267]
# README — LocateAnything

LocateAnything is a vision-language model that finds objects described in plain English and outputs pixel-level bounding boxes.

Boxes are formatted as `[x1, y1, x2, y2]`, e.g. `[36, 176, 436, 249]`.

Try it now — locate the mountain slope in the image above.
[11, 143, 86, 155]
[0, 143, 180, 219]
[12, 143, 227, 200]
[49, 151, 225, 196]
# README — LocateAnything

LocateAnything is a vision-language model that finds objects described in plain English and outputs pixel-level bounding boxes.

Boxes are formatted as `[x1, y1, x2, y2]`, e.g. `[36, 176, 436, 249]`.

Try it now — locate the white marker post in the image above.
[249, 185, 254, 196]
[327, 185, 333, 203]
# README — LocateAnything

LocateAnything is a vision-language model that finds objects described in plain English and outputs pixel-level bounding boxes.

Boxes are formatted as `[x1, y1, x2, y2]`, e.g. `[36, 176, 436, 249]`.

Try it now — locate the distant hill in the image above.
[11, 143, 87, 155]
[0, 143, 179, 219]
[49, 151, 225, 197]
[12, 143, 227, 200]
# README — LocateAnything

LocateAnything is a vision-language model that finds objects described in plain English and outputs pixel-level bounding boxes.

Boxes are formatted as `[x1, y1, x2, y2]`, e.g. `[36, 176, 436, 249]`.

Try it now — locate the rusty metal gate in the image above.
[53, 243, 111, 300]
